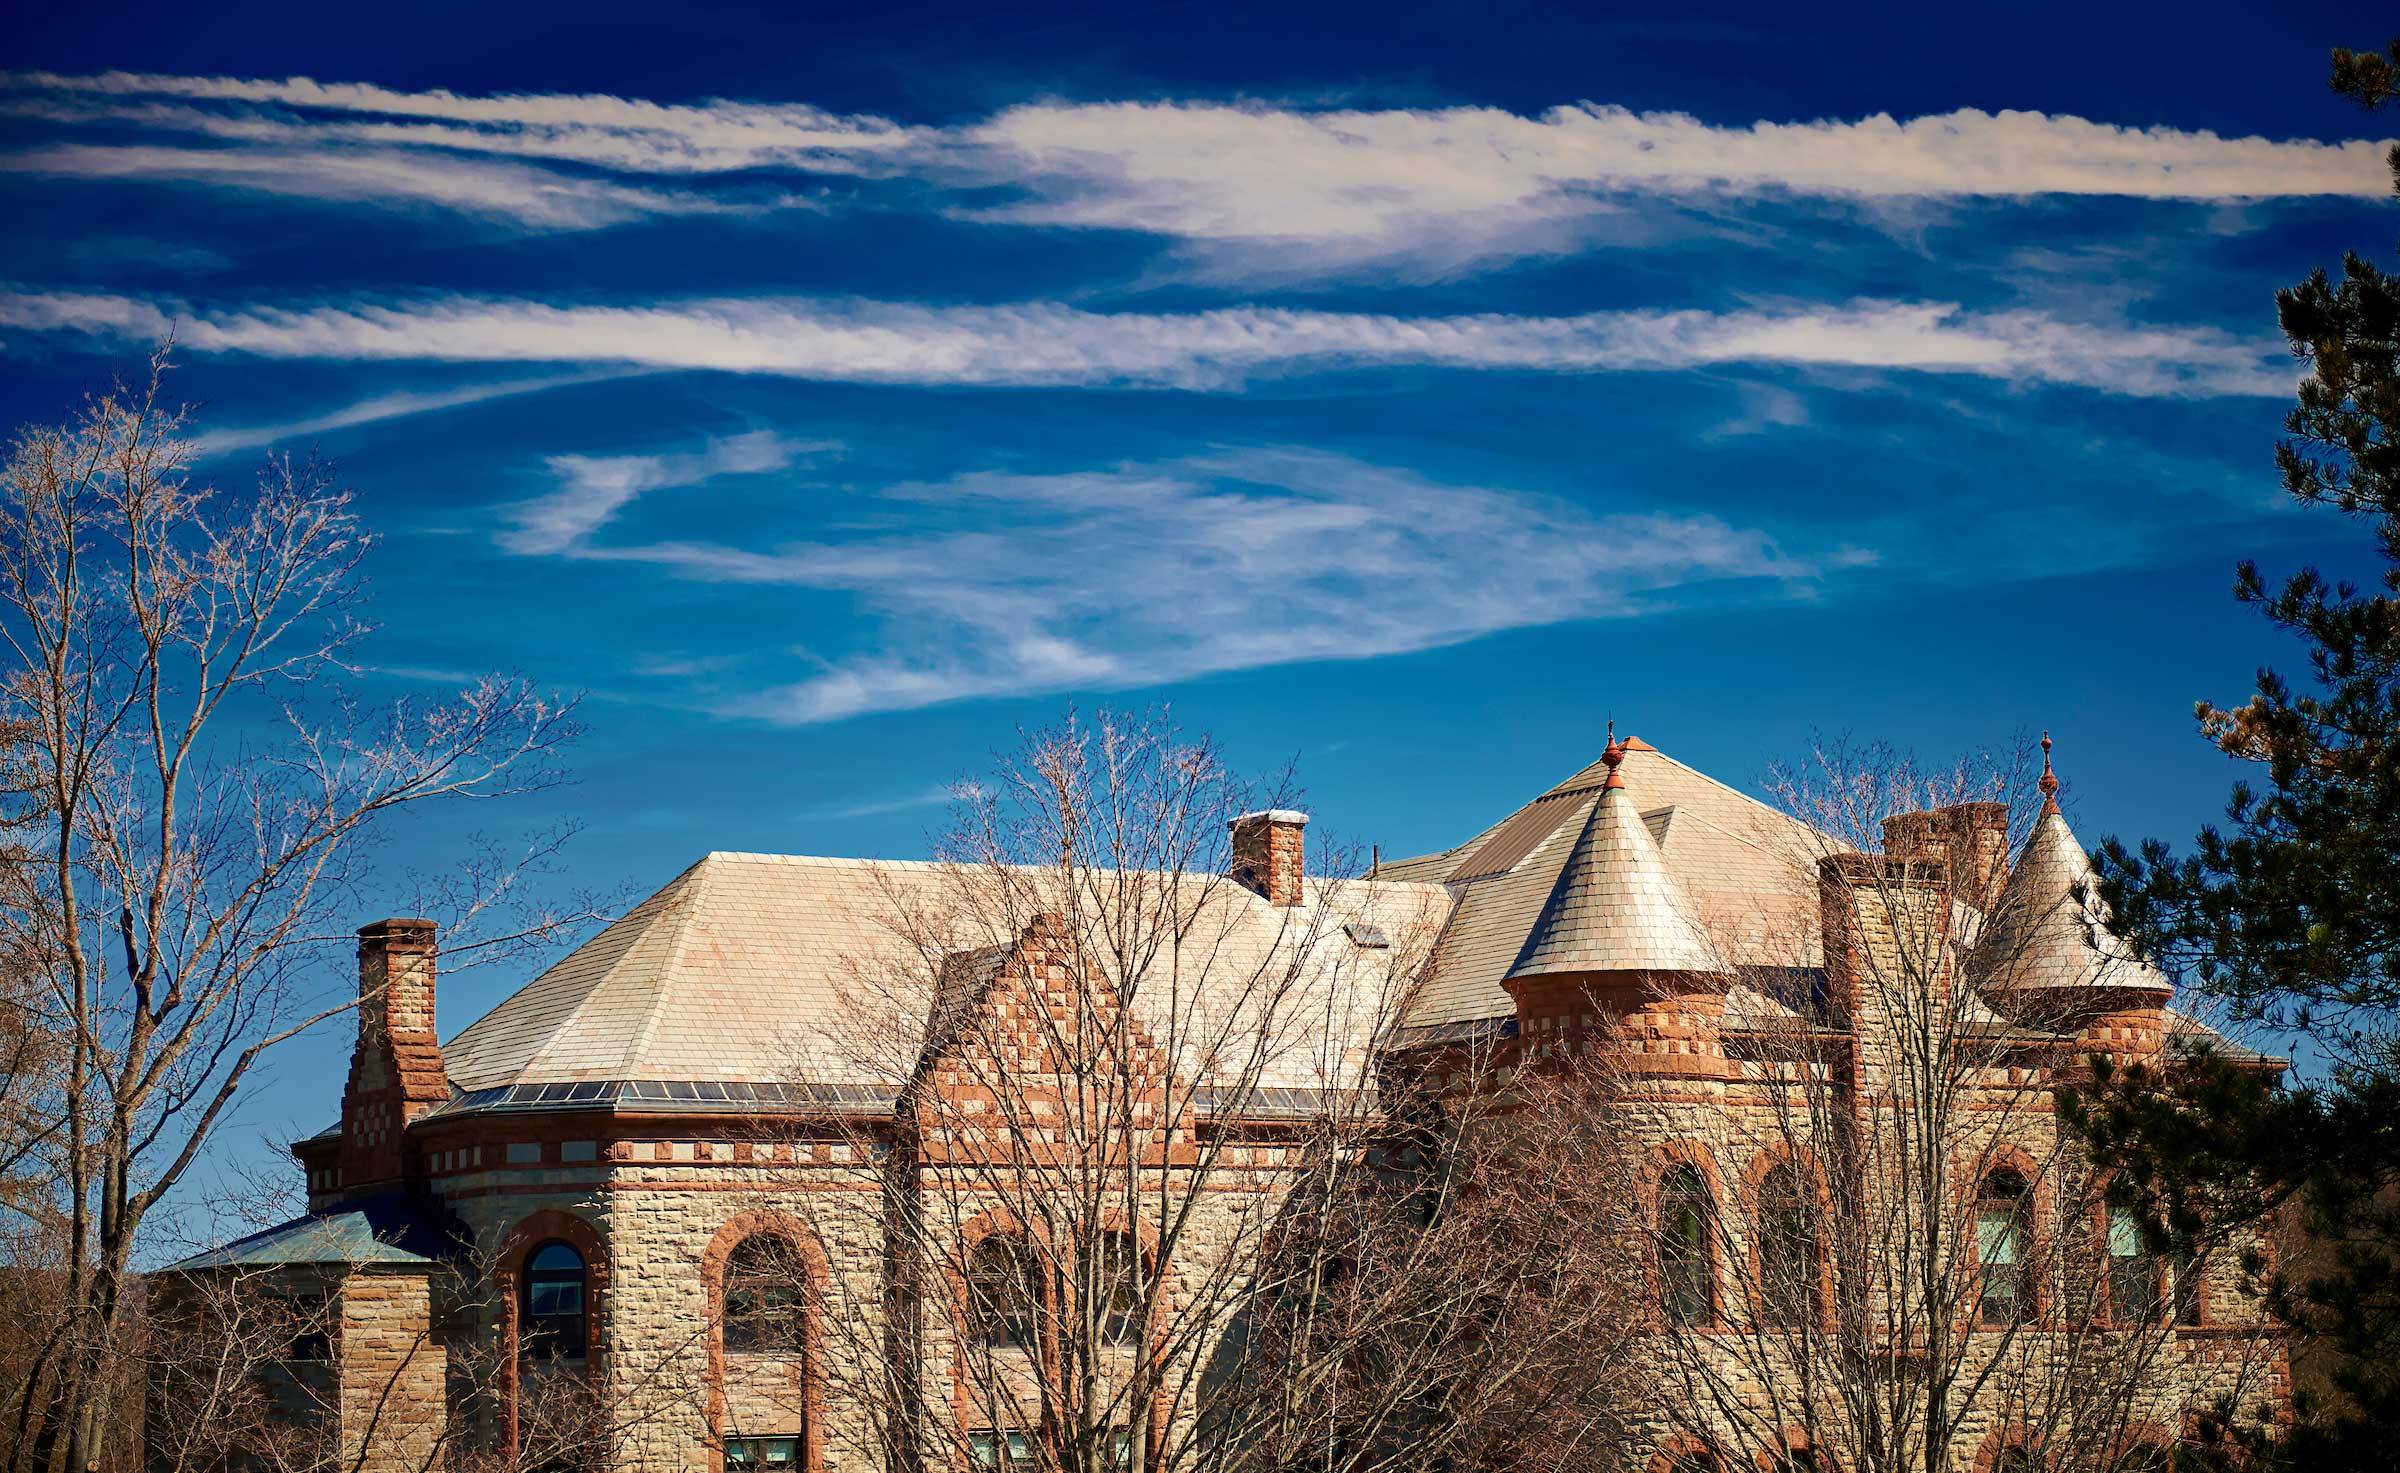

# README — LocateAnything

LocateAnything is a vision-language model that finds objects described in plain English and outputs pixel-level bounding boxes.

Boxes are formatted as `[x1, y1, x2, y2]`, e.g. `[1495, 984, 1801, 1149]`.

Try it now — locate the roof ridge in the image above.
[1640, 745, 1793, 824]
[1636, 745, 1842, 863]
[700, 851, 946, 869]
[510, 855, 713, 1083]
[616, 852, 723, 1074]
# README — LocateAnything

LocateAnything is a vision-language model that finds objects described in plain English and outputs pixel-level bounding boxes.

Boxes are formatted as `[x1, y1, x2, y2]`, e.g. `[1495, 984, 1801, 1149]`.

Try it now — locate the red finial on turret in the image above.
[1603, 719, 1627, 790]
[2038, 730, 2059, 815]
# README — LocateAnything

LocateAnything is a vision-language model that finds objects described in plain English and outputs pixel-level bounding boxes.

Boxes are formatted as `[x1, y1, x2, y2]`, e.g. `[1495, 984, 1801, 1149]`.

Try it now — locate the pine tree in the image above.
[2063, 38, 2400, 1472]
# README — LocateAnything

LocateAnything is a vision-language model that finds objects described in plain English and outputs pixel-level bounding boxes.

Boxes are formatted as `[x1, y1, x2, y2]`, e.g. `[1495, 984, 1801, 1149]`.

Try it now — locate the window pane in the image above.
[1978, 1209, 2021, 1266]
[522, 1238, 588, 1359]
[969, 1237, 1040, 1347]
[2107, 1214, 2159, 1324]
[1098, 1234, 1142, 1345]
[725, 1237, 808, 1355]
[529, 1241, 583, 1273]
[1658, 1168, 1713, 1324]
[1977, 1177, 2029, 1327]
[1759, 1169, 1816, 1326]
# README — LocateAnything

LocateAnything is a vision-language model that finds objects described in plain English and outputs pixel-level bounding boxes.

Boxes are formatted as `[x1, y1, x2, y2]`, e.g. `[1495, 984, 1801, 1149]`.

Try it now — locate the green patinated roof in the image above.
[161, 1194, 456, 1273]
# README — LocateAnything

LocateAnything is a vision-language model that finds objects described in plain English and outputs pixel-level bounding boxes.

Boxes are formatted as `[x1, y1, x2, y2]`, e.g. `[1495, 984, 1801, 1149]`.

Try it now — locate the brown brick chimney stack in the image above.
[1229, 809, 1308, 906]
[335, 919, 448, 1197]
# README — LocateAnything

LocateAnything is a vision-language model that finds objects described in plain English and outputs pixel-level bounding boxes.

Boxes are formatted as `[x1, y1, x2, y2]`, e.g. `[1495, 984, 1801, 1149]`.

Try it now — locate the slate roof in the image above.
[1507, 752, 1718, 978]
[441, 854, 1450, 1098]
[1404, 740, 1828, 1028]
[436, 737, 2259, 1096]
[1975, 807, 2173, 997]
[161, 1193, 455, 1273]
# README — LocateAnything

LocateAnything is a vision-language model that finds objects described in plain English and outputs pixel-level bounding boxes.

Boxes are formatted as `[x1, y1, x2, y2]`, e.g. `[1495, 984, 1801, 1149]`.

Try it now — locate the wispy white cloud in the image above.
[0, 141, 784, 229]
[195, 371, 633, 456]
[509, 443, 1842, 723]
[0, 289, 2291, 399]
[801, 783, 964, 821]
[359, 662, 484, 685]
[503, 429, 835, 554]
[0, 70, 921, 174]
[954, 101, 2391, 274]
[1705, 379, 1813, 439]
[628, 652, 740, 679]
[1, 70, 2386, 268]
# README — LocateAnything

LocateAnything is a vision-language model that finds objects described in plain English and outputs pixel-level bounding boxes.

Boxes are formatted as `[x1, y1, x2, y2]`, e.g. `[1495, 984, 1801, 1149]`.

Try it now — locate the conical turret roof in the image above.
[1508, 737, 1718, 978]
[1977, 739, 2171, 997]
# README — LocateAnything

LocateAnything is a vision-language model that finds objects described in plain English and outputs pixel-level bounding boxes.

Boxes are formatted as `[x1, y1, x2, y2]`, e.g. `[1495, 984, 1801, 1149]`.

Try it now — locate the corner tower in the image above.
[1975, 735, 2174, 1063]
[1502, 732, 1728, 1077]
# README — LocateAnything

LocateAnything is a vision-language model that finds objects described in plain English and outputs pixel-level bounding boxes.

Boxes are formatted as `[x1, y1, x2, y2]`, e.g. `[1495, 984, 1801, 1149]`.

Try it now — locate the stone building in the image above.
[152, 736, 2282, 1473]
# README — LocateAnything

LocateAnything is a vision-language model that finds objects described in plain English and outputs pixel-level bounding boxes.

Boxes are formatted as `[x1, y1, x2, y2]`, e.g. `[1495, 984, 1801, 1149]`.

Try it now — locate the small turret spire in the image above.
[1507, 728, 1713, 980]
[2038, 730, 2059, 815]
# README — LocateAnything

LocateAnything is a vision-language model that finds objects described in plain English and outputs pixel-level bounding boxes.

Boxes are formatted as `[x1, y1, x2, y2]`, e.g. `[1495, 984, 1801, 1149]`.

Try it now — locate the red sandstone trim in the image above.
[701, 1210, 830, 1473]
[1643, 1139, 1729, 1330]
[494, 1207, 609, 1460]
[1969, 1422, 2042, 1473]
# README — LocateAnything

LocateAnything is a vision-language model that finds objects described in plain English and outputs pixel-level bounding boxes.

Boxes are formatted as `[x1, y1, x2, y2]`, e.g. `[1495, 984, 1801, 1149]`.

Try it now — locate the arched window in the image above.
[2105, 1210, 2161, 1325]
[1657, 1165, 1714, 1325]
[1094, 1232, 1143, 1346]
[723, 1234, 809, 1356]
[1992, 1444, 2042, 1473]
[1977, 1170, 2033, 1327]
[521, 1240, 587, 1360]
[1757, 1164, 1818, 1326]
[967, 1234, 1041, 1349]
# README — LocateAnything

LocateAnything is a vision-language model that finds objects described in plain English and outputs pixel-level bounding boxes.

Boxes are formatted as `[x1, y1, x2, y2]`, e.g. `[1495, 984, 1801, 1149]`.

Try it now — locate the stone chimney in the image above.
[1818, 851, 1954, 1044]
[335, 919, 447, 1196]
[1882, 801, 2010, 908]
[1229, 810, 1308, 906]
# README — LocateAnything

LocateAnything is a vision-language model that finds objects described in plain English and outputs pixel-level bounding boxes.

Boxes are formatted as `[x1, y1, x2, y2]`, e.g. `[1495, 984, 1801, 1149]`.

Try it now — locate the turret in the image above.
[1502, 730, 1727, 1078]
[1973, 735, 2173, 1063]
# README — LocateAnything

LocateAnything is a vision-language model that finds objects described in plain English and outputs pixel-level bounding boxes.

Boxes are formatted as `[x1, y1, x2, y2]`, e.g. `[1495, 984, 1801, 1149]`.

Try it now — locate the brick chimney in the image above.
[1229, 810, 1308, 906]
[335, 919, 447, 1196]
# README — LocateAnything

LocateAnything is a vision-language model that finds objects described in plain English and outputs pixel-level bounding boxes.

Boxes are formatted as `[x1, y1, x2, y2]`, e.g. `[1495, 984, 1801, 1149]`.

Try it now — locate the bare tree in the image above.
[1202, 1056, 1660, 1473]
[0, 353, 592, 1473]
[735, 712, 1651, 1473]
[129, 1147, 719, 1473]
[1617, 740, 2283, 1473]
[142, 1239, 713, 1473]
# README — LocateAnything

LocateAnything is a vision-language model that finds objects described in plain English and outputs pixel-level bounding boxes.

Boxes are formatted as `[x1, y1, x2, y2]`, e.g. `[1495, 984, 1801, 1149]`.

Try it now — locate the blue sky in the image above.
[0, 0, 2392, 1159]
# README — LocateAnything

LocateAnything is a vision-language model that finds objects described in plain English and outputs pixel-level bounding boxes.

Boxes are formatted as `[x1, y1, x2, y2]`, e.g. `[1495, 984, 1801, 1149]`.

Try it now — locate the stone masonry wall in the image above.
[338, 1269, 446, 1473]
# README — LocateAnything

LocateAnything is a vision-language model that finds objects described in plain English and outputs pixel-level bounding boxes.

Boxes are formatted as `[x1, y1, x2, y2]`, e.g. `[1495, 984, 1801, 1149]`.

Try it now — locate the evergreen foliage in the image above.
[2065, 38, 2400, 1472]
